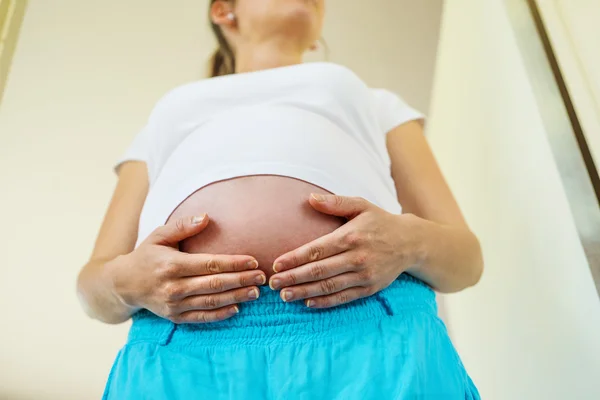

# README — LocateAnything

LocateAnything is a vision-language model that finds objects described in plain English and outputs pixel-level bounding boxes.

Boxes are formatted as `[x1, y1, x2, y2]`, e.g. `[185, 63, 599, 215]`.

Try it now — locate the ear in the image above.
[210, 0, 235, 27]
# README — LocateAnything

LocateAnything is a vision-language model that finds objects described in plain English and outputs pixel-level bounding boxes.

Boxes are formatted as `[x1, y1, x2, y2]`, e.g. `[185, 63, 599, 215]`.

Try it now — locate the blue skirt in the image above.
[103, 274, 480, 399]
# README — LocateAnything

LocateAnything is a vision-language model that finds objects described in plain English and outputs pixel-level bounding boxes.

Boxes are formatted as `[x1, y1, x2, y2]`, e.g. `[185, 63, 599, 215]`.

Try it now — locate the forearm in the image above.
[405, 215, 484, 293]
[76, 255, 139, 324]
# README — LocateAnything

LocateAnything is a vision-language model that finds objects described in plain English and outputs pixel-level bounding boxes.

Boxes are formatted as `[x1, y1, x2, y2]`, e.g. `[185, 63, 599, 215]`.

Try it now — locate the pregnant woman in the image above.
[77, 0, 483, 399]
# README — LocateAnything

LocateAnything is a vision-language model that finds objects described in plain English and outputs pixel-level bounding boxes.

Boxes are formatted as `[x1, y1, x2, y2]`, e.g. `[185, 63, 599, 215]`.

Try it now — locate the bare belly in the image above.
[166, 175, 346, 281]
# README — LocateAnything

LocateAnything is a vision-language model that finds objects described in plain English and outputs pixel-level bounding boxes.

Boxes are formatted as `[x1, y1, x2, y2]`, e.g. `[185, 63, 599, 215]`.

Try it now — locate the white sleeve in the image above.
[112, 92, 170, 177]
[371, 88, 425, 135]
[113, 124, 154, 175]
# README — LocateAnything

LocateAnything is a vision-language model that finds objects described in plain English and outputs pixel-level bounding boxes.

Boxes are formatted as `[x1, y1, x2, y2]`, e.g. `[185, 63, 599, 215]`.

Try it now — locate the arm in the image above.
[386, 120, 483, 293]
[77, 161, 266, 325]
[76, 162, 149, 324]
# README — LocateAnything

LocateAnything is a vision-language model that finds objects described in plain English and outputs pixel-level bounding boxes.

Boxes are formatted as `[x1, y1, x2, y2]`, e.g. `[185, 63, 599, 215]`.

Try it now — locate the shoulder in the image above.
[370, 88, 409, 106]
[152, 79, 211, 109]
[369, 87, 423, 115]
[144, 76, 232, 122]
[368, 88, 425, 133]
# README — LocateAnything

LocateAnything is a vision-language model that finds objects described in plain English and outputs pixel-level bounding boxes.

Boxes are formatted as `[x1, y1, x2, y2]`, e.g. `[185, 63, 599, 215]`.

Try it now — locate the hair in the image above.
[209, 0, 236, 77]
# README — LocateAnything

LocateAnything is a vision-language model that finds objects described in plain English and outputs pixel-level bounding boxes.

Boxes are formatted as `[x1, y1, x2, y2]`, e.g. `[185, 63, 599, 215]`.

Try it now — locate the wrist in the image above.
[104, 255, 141, 315]
[399, 213, 432, 276]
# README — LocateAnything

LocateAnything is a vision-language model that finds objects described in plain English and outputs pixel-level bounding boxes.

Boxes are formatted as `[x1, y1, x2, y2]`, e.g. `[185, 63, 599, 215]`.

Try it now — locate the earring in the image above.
[227, 12, 235, 21]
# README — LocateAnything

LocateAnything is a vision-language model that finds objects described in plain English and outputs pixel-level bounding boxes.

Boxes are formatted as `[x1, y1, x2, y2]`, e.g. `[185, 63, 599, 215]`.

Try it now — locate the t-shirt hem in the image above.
[135, 162, 372, 248]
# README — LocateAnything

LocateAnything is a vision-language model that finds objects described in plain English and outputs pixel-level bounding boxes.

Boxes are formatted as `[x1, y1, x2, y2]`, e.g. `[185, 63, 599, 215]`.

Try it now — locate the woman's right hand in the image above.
[106, 213, 266, 324]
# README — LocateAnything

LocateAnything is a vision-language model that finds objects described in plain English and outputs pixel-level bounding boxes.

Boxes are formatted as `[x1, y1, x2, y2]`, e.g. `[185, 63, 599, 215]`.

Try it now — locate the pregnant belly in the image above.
[165, 175, 346, 281]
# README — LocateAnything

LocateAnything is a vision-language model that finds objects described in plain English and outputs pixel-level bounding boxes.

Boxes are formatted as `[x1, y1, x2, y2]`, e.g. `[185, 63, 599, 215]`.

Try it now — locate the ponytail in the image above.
[209, 10, 236, 77]
[210, 49, 234, 77]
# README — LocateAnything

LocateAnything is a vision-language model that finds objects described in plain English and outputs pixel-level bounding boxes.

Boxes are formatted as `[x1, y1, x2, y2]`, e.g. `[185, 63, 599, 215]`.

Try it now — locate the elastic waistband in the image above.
[127, 273, 437, 347]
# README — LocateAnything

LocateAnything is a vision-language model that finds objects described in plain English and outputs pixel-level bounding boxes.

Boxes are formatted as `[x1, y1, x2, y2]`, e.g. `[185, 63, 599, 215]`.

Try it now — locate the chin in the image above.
[275, 2, 320, 35]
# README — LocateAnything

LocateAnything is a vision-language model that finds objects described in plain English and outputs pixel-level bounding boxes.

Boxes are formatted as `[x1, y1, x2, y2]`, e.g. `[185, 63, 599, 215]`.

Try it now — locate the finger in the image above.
[277, 272, 366, 303]
[309, 194, 372, 220]
[269, 252, 358, 290]
[272, 228, 352, 273]
[165, 253, 259, 278]
[175, 286, 261, 313]
[176, 270, 266, 298]
[173, 305, 240, 324]
[304, 286, 369, 309]
[146, 214, 210, 247]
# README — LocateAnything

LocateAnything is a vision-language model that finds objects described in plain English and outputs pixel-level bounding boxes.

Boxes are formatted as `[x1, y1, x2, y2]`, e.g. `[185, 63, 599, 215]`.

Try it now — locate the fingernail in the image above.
[232, 305, 240, 314]
[247, 260, 259, 269]
[282, 290, 293, 302]
[311, 193, 326, 202]
[272, 262, 282, 273]
[269, 278, 281, 290]
[192, 214, 207, 224]
[255, 274, 266, 285]
[306, 300, 314, 308]
[248, 288, 259, 300]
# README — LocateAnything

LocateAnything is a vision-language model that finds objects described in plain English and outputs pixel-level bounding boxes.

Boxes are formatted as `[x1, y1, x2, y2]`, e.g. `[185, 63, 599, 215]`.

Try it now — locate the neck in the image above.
[234, 40, 304, 74]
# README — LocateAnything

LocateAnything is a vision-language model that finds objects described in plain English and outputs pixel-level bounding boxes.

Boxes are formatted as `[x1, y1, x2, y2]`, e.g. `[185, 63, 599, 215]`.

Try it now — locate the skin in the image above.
[167, 175, 346, 282]
[76, 0, 483, 324]
[269, 120, 484, 308]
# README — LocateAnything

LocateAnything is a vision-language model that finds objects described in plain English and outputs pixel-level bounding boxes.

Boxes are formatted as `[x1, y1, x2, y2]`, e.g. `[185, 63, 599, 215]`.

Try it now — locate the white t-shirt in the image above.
[116, 62, 424, 247]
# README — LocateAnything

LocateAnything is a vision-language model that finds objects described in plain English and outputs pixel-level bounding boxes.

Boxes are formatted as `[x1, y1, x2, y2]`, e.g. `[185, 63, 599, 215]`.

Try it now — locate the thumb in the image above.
[308, 194, 371, 220]
[146, 214, 209, 247]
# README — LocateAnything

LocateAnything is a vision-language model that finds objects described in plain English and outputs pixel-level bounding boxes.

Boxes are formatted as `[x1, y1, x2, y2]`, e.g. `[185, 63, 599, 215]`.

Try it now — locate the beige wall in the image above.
[312, 0, 442, 113]
[0, 1, 442, 398]
[429, 0, 600, 398]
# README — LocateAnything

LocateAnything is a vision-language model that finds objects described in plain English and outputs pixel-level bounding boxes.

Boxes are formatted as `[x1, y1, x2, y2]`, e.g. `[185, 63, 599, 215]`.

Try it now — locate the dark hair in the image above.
[209, 0, 236, 77]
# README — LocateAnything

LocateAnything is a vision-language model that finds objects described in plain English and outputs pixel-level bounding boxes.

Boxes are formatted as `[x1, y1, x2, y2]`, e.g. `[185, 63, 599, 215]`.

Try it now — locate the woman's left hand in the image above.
[268, 193, 423, 309]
